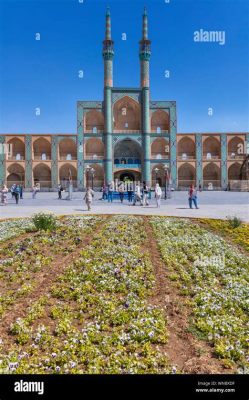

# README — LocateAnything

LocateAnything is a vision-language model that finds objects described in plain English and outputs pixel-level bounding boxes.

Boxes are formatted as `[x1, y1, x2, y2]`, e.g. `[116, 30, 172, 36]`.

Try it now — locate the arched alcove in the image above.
[151, 110, 169, 133]
[151, 138, 169, 159]
[178, 163, 196, 187]
[203, 137, 221, 159]
[7, 163, 25, 187]
[203, 163, 221, 188]
[59, 138, 77, 160]
[33, 163, 51, 188]
[178, 137, 195, 159]
[7, 138, 25, 160]
[85, 110, 104, 133]
[33, 138, 51, 160]
[113, 96, 141, 131]
[85, 138, 104, 159]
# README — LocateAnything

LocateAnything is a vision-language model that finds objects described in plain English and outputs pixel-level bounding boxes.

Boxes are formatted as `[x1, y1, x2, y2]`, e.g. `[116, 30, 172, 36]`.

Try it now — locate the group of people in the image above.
[83, 182, 199, 211]
[1, 181, 199, 210]
[0, 183, 40, 205]
[84, 181, 164, 210]
[132, 182, 163, 208]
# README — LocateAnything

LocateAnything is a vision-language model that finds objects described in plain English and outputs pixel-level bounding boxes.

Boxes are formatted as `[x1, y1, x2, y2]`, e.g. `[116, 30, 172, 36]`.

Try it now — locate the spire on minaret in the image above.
[103, 7, 114, 87]
[142, 7, 148, 40]
[139, 8, 151, 88]
[105, 7, 112, 40]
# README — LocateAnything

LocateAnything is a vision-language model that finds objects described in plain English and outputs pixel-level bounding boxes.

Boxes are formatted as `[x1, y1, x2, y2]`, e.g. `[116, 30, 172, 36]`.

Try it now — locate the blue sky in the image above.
[0, 0, 248, 133]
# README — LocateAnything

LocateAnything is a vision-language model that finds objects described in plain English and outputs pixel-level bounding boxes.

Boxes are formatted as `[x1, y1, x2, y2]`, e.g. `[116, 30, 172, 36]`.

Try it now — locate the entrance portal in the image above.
[114, 170, 141, 182]
[120, 172, 135, 181]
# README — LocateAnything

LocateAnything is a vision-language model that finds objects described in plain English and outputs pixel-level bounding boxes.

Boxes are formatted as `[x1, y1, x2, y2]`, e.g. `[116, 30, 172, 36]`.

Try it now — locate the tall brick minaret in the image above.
[103, 7, 114, 184]
[140, 8, 151, 185]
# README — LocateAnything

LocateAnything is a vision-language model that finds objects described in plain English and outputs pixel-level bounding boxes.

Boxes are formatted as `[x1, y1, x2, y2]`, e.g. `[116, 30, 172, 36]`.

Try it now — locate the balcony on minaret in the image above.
[102, 40, 114, 60]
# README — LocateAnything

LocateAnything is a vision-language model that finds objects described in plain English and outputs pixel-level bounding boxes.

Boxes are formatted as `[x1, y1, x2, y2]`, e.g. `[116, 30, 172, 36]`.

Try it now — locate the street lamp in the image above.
[85, 165, 90, 188]
[164, 165, 171, 199]
[154, 167, 159, 186]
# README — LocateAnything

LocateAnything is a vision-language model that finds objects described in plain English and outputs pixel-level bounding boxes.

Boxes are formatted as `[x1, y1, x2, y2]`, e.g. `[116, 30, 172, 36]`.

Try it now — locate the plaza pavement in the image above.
[0, 191, 248, 222]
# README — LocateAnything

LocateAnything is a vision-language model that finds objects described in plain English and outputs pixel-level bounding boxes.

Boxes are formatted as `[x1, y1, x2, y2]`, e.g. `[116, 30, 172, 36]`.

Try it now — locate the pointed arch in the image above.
[203, 137, 221, 159]
[85, 110, 104, 133]
[151, 137, 169, 159]
[203, 162, 221, 188]
[113, 96, 141, 131]
[85, 138, 104, 159]
[178, 163, 196, 187]
[33, 138, 51, 160]
[228, 162, 242, 180]
[6, 163, 25, 187]
[177, 137, 195, 159]
[228, 136, 245, 158]
[7, 138, 25, 160]
[33, 163, 52, 188]
[151, 110, 169, 133]
[59, 138, 77, 160]
[59, 164, 77, 187]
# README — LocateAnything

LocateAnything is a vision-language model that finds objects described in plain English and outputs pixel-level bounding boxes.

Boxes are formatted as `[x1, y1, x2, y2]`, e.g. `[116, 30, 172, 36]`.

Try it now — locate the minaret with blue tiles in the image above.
[103, 7, 114, 184]
[139, 7, 151, 185]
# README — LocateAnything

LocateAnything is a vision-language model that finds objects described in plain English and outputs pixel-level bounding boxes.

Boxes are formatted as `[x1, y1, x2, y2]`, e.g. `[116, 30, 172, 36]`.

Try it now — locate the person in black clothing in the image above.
[13, 185, 20, 204]
[142, 181, 149, 206]
[19, 185, 23, 199]
[58, 184, 63, 199]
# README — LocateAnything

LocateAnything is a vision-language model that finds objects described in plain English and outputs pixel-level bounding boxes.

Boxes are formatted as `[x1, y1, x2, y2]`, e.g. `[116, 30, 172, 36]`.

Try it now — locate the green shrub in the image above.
[32, 212, 57, 231]
[227, 216, 242, 229]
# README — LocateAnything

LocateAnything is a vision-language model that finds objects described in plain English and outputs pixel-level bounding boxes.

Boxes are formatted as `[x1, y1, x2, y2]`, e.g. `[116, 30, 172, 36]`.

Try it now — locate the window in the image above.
[156, 127, 161, 134]
[66, 154, 72, 160]
[92, 127, 97, 133]
[125, 122, 128, 128]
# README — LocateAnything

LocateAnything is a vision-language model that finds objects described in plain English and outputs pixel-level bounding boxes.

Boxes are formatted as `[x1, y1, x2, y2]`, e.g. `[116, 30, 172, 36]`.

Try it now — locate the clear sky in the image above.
[0, 0, 248, 133]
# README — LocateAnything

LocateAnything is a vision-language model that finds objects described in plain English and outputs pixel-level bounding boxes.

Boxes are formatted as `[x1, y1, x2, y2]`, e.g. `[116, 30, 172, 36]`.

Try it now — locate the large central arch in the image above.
[114, 138, 142, 165]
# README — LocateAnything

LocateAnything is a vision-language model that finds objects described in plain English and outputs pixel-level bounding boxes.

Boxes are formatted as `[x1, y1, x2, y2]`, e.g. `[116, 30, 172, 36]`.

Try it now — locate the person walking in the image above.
[127, 184, 133, 203]
[19, 184, 23, 199]
[142, 181, 149, 206]
[118, 182, 125, 203]
[133, 183, 142, 206]
[101, 184, 108, 200]
[188, 184, 199, 209]
[32, 184, 39, 199]
[13, 184, 20, 204]
[1, 184, 8, 205]
[107, 181, 114, 203]
[11, 184, 16, 199]
[155, 183, 162, 208]
[58, 184, 63, 200]
[84, 187, 94, 211]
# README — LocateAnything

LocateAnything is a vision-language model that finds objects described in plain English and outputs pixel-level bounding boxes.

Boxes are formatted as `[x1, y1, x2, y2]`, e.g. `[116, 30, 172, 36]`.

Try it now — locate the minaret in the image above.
[103, 7, 114, 185]
[139, 7, 151, 185]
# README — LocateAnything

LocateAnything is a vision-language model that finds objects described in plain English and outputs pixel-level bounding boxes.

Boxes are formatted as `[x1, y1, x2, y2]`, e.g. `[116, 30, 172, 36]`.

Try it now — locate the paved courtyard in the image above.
[0, 190, 248, 221]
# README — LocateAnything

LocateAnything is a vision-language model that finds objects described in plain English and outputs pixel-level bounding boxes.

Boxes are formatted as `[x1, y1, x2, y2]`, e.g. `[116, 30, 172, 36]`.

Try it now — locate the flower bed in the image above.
[0, 216, 102, 317]
[197, 218, 249, 252]
[150, 217, 249, 371]
[0, 219, 35, 242]
[0, 216, 169, 374]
